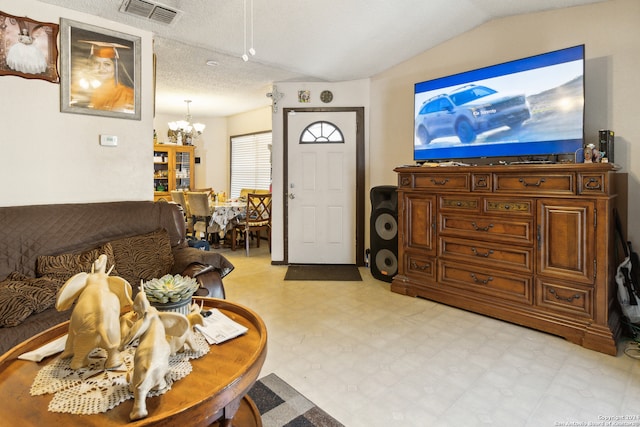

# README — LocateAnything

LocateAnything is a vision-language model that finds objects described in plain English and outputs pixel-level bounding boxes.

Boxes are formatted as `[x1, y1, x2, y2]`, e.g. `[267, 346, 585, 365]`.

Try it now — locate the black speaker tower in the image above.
[370, 186, 398, 282]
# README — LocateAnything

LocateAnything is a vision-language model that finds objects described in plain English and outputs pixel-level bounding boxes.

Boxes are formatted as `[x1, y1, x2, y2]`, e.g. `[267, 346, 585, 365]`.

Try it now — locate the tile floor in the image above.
[217, 245, 640, 427]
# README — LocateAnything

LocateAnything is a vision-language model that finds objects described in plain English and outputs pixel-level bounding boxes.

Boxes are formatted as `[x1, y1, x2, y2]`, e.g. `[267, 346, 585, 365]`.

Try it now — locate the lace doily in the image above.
[30, 332, 210, 415]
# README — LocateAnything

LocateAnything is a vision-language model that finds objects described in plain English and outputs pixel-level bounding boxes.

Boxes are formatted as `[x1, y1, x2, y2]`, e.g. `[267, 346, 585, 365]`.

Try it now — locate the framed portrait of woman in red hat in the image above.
[60, 18, 141, 120]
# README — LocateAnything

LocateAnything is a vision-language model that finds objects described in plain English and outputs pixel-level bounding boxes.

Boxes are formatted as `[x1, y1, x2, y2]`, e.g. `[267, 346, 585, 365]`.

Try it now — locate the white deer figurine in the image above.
[167, 301, 205, 356]
[122, 284, 189, 421]
[56, 254, 132, 370]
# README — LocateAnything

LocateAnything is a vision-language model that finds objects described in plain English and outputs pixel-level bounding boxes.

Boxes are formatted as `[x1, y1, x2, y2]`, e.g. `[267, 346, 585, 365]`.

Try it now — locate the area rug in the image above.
[284, 265, 362, 281]
[248, 373, 344, 427]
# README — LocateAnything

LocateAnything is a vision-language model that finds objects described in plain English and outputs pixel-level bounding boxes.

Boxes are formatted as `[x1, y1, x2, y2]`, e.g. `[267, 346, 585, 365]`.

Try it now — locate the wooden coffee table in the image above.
[0, 297, 266, 426]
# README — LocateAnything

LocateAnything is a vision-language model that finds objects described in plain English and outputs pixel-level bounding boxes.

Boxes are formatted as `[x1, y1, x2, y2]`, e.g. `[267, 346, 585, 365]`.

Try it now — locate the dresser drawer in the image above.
[484, 198, 533, 216]
[439, 213, 534, 245]
[536, 279, 593, 317]
[494, 173, 575, 195]
[404, 253, 436, 281]
[577, 172, 609, 195]
[439, 196, 481, 213]
[439, 260, 532, 304]
[439, 236, 533, 273]
[472, 173, 492, 192]
[413, 173, 470, 191]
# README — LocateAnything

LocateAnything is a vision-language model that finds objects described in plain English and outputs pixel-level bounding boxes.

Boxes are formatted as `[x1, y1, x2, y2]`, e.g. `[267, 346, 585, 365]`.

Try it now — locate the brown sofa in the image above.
[0, 201, 234, 355]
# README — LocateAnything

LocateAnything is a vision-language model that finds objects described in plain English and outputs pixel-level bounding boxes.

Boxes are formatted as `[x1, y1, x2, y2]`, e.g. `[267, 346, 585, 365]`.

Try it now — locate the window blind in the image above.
[230, 132, 272, 199]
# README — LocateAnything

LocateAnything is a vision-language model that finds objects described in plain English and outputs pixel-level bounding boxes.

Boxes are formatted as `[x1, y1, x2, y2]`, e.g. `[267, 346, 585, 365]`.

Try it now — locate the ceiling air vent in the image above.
[120, 0, 180, 25]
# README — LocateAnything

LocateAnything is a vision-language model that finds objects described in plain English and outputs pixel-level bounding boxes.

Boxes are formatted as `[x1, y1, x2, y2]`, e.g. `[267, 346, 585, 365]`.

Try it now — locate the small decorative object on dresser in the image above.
[584, 143, 595, 163]
[392, 163, 623, 355]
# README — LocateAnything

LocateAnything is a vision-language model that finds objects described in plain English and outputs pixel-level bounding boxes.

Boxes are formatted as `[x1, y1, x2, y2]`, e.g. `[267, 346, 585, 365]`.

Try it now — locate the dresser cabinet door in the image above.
[402, 193, 436, 255]
[537, 199, 595, 285]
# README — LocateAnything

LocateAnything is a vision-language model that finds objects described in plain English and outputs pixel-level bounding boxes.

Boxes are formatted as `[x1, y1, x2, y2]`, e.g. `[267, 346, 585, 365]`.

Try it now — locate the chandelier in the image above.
[167, 100, 205, 145]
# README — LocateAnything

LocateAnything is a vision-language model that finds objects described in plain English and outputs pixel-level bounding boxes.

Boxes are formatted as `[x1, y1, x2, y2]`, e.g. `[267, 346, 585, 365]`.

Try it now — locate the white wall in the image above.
[0, 0, 154, 206]
[227, 106, 272, 137]
[369, 0, 640, 243]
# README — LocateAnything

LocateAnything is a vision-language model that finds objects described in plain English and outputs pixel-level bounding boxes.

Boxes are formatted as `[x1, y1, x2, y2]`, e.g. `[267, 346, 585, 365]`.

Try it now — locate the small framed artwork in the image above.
[60, 18, 141, 120]
[298, 90, 310, 103]
[0, 11, 59, 83]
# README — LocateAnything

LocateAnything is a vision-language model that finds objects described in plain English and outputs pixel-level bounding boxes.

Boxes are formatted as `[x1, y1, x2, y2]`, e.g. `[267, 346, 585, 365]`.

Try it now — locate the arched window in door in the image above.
[299, 121, 344, 144]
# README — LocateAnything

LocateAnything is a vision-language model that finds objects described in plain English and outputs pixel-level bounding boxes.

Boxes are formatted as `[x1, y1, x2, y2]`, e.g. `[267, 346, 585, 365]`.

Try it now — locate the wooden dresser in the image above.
[391, 163, 622, 355]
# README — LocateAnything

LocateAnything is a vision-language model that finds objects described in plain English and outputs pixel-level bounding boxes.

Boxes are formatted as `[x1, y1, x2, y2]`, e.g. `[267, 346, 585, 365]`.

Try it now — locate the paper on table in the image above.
[195, 309, 248, 345]
[18, 334, 68, 362]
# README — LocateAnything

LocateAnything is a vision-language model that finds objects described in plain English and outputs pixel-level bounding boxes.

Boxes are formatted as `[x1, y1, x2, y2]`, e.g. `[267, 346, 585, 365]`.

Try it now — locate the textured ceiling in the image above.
[37, 0, 607, 117]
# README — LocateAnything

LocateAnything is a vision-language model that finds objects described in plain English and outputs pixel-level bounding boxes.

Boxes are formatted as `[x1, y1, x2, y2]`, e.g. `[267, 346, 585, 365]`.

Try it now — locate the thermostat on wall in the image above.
[100, 135, 118, 147]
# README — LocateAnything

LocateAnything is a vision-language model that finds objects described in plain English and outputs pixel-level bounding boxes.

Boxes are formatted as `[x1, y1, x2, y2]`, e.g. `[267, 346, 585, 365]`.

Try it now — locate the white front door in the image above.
[287, 111, 357, 264]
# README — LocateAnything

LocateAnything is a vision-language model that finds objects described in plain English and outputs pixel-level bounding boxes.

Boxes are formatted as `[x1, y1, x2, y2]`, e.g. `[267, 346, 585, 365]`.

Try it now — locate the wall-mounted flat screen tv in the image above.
[413, 45, 585, 162]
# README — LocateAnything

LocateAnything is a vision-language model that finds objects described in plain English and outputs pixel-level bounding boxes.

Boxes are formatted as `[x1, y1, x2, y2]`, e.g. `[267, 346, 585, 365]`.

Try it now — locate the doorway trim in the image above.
[283, 107, 365, 266]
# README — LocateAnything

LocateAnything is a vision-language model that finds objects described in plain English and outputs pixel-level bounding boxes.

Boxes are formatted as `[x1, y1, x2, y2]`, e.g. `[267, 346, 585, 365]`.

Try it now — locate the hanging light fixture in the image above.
[249, 0, 256, 56]
[167, 100, 205, 145]
[241, 0, 256, 61]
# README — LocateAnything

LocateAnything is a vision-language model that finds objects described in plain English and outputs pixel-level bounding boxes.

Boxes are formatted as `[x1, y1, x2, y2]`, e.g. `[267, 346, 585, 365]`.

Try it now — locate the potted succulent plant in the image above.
[143, 274, 199, 315]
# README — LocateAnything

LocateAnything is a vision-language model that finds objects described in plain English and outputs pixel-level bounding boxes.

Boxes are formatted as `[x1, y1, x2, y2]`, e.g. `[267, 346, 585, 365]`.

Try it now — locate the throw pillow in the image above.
[36, 243, 119, 284]
[109, 229, 174, 291]
[0, 273, 61, 327]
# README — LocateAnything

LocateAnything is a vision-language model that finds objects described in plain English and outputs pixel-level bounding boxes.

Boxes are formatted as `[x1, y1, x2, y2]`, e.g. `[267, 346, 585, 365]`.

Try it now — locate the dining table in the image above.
[208, 200, 246, 238]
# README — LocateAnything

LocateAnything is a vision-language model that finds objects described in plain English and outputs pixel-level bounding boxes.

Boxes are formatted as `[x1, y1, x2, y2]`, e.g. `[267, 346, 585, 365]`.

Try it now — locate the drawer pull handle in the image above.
[585, 177, 602, 190]
[549, 288, 581, 302]
[471, 222, 494, 232]
[470, 273, 493, 285]
[518, 177, 545, 187]
[431, 178, 449, 185]
[471, 247, 494, 257]
[410, 261, 430, 272]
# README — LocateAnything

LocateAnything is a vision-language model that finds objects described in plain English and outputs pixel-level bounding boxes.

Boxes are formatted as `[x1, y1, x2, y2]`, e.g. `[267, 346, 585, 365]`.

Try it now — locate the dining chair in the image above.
[239, 188, 253, 200]
[231, 193, 272, 256]
[193, 187, 213, 196]
[170, 190, 193, 236]
[186, 191, 214, 242]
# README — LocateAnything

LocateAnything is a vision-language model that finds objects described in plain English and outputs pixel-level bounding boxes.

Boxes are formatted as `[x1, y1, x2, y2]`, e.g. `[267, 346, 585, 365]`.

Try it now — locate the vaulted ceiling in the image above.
[38, 0, 607, 117]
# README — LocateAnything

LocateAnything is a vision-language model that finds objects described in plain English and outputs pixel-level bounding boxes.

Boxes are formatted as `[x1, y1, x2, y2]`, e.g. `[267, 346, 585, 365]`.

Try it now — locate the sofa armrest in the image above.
[182, 263, 226, 299]
[171, 246, 234, 279]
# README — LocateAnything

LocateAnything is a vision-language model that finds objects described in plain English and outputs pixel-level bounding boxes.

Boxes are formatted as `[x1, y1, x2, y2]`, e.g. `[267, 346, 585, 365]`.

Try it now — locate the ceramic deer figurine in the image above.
[122, 285, 189, 421]
[167, 301, 205, 356]
[55, 254, 132, 370]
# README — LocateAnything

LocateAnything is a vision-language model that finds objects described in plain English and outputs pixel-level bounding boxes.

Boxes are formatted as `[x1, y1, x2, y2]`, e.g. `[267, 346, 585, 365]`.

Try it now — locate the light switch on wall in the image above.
[100, 135, 118, 146]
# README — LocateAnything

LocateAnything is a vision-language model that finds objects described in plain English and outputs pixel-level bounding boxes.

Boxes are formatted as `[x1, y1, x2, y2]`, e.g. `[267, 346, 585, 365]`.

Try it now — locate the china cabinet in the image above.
[153, 144, 195, 201]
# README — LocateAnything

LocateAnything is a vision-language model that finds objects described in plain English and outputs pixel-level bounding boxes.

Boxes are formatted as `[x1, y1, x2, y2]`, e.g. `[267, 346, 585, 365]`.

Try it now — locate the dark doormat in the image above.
[284, 264, 362, 281]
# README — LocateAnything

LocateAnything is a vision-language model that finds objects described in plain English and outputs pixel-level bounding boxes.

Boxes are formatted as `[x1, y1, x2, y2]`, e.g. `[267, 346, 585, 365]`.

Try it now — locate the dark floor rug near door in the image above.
[284, 265, 362, 281]
[248, 373, 344, 427]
